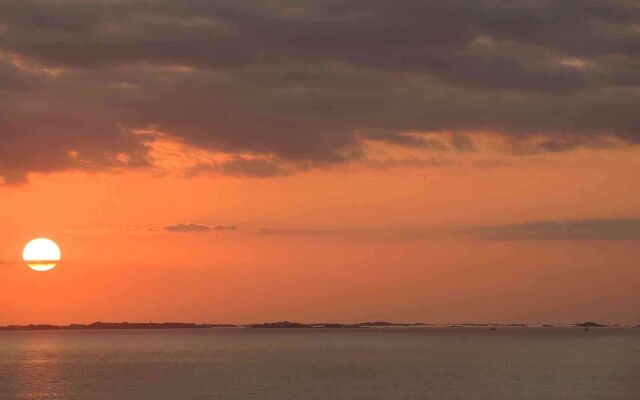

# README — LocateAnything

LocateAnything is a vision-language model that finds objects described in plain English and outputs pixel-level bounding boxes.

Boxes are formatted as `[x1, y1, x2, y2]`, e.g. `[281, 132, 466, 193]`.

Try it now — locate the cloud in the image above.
[257, 217, 640, 241]
[364, 156, 456, 169]
[0, 0, 639, 182]
[469, 218, 640, 241]
[219, 157, 288, 177]
[163, 223, 237, 233]
[188, 156, 288, 178]
[256, 226, 448, 240]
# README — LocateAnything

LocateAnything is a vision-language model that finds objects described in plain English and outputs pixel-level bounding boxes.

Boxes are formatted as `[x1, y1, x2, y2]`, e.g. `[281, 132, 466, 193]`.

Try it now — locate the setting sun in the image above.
[22, 238, 61, 272]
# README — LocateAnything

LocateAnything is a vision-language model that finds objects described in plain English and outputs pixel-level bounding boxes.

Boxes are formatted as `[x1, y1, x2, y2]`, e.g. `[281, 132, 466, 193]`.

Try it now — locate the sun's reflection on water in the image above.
[11, 333, 67, 399]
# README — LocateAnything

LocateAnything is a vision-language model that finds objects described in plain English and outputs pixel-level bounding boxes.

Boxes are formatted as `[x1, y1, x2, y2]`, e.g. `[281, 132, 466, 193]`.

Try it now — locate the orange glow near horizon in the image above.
[0, 143, 639, 325]
[2, 0, 640, 329]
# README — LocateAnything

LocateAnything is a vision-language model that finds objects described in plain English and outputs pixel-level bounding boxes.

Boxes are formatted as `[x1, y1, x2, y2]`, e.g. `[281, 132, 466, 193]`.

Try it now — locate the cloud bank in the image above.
[469, 218, 640, 241]
[1, 0, 639, 182]
[255, 217, 640, 241]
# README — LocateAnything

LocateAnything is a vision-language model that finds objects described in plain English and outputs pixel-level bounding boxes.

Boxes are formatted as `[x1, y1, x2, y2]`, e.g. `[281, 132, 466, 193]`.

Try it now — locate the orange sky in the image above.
[1, 144, 639, 325]
[1, 0, 640, 326]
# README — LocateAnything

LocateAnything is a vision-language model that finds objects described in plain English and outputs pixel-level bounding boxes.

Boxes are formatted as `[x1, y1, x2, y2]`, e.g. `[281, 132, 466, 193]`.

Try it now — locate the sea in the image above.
[0, 327, 638, 399]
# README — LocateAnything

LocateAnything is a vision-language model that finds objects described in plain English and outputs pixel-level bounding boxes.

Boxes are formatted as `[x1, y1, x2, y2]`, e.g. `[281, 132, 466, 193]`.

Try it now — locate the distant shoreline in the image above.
[0, 320, 635, 331]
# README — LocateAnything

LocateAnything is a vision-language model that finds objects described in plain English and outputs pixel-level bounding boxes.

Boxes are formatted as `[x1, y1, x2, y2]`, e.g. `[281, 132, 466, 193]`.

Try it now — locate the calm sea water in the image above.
[0, 327, 638, 399]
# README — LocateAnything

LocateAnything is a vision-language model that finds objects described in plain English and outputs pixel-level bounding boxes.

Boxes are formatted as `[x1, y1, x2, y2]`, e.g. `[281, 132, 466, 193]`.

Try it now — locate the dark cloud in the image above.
[469, 218, 640, 241]
[163, 223, 238, 233]
[363, 131, 449, 150]
[365, 156, 456, 169]
[0, 0, 639, 182]
[186, 156, 289, 178]
[0, 62, 33, 91]
[220, 157, 287, 178]
[213, 156, 288, 178]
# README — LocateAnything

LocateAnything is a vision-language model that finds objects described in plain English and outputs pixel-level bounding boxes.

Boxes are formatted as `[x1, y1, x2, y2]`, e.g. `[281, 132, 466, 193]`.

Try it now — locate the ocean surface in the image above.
[0, 327, 638, 399]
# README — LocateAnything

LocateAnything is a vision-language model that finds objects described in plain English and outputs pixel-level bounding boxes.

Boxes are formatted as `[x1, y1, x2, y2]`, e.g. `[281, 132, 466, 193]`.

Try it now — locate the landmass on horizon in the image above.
[0, 321, 634, 331]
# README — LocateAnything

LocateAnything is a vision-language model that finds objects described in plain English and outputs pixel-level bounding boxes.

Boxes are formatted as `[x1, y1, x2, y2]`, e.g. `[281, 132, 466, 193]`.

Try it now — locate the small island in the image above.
[248, 321, 312, 328]
[248, 321, 433, 329]
[575, 322, 608, 328]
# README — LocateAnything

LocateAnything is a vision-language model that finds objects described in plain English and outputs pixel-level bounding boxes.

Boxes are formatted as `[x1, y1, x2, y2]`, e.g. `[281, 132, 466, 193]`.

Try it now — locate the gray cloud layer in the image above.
[254, 217, 640, 241]
[469, 218, 640, 241]
[1, 0, 639, 182]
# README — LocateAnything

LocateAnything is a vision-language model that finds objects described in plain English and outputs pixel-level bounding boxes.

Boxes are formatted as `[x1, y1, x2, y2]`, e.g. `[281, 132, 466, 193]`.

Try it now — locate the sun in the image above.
[23, 238, 61, 272]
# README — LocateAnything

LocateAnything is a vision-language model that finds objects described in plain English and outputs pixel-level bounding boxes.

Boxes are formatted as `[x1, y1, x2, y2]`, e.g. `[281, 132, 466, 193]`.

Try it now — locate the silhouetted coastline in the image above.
[0, 321, 625, 331]
[0, 322, 231, 331]
[0, 322, 210, 331]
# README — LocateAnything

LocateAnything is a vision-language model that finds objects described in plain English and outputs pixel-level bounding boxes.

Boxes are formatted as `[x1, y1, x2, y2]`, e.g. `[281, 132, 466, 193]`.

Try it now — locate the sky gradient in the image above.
[1, 0, 639, 325]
